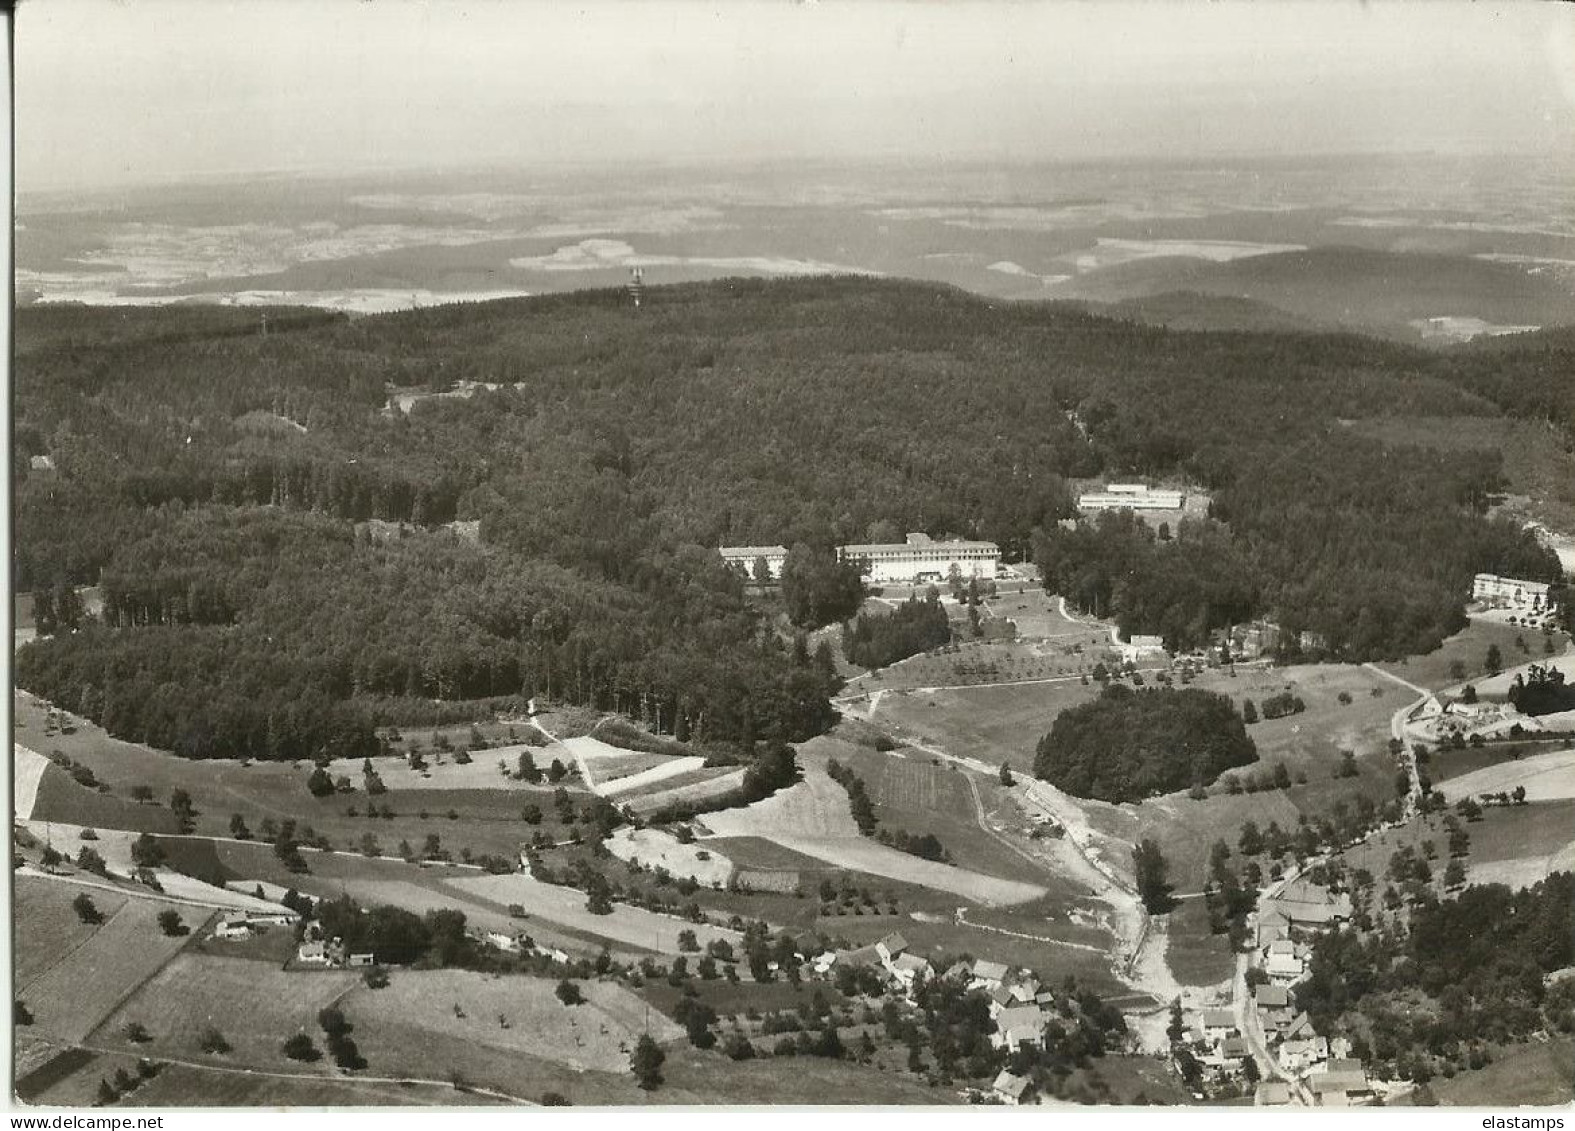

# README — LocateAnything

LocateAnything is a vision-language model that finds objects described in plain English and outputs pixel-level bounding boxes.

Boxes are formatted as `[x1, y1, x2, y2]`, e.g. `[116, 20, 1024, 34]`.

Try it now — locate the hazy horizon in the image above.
[17, 0, 1575, 195]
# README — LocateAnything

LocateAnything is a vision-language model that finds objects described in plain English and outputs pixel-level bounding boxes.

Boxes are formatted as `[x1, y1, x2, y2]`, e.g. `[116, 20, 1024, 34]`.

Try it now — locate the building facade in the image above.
[840, 532, 1000, 584]
[1472, 573, 1554, 610]
[1077, 483, 1186, 511]
[718, 544, 789, 580]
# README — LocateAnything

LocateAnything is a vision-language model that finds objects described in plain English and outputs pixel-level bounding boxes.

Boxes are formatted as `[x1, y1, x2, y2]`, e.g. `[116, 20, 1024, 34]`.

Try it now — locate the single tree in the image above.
[72, 892, 102, 924]
[282, 1032, 320, 1061]
[630, 1033, 666, 1090]
[157, 909, 186, 936]
[1132, 840, 1173, 913]
[555, 979, 584, 1006]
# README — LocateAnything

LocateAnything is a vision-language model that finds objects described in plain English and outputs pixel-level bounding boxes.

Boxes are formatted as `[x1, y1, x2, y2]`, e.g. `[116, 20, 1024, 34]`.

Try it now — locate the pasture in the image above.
[444, 872, 742, 953]
[654, 1045, 958, 1105]
[699, 751, 1044, 906]
[96, 954, 356, 1068]
[343, 969, 678, 1075]
[1411, 1038, 1574, 1107]
[828, 742, 1066, 890]
[13, 743, 50, 819]
[845, 638, 1120, 697]
[624, 767, 746, 815]
[1435, 747, 1575, 804]
[14, 874, 129, 986]
[123, 1064, 500, 1107]
[604, 827, 734, 887]
[12, 690, 591, 860]
[18, 886, 202, 1044]
[1376, 618, 1547, 692]
[1338, 799, 1575, 893]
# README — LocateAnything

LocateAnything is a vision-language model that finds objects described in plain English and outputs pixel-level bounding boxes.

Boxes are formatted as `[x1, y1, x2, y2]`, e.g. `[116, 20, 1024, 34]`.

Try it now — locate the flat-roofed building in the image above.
[718, 544, 788, 580]
[840, 532, 999, 584]
[1078, 483, 1185, 512]
[1472, 573, 1554, 610]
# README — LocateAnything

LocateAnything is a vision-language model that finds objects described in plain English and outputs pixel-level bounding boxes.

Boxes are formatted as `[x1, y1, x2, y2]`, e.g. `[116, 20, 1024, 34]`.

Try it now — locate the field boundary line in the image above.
[952, 906, 1104, 954]
[56, 1034, 538, 1106]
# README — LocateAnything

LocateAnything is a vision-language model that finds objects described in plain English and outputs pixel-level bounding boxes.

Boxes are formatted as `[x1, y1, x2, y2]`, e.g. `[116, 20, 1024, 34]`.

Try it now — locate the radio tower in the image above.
[627, 267, 644, 309]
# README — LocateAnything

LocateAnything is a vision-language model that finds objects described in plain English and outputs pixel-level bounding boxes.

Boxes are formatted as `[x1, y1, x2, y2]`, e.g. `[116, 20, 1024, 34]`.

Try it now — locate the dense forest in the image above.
[1294, 873, 1574, 1082]
[1033, 685, 1257, 801]
[842, 593, 952, 669]
[13, 278, 1574, 760]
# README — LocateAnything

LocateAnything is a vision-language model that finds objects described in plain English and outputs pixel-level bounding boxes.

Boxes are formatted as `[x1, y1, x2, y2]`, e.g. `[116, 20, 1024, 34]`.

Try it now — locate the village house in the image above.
[1264, 938, 1310, 984]
[297, 939, 329, 964]
[1263, 878, 1352, 930]
[243, 911, 298, 927]
[213, 918, 253, 941]
[875, 932, 908, 964]
[1256, 906, 1291, 949]
[1199, 1009, 1238, 1044]
[991, 1004, 1049, 1052]
[887, 952, 932, 993]
[484, 930, 522, 952]
[992, 1069, 1032, 1106]
[1308, 1058, 1373, 1106]
[1253, 985, 1296, 1037]
[1278, 1035, 1330, 1075]
[969, 959, 1010, 991]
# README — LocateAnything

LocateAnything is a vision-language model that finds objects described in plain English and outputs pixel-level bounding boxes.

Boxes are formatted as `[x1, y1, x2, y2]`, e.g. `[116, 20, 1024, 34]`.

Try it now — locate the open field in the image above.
[653, 1045, 960, 1105]
[95, 954, 356, 1068]
[1376, 618, 1552, 692]
[343, 969, 678, 1075]
[844, 638, 1121, 697]
[323, 747, 559, 792]
[604, 827, 733, 887]
[1410, 1038, 1575, 1107]
[1427, 737, 1572, 784]
[982, 588, 1109, 643]
[14, 874, 129, 986]
[13, 743, 51, 819]
[828, 741, 1066, 889]
[626, 768, 747, 816]
[19, 885, 204, 1044]
[19, 823, 295, 915]
[1162, 894, 1235, 987]
[1338, 799, 1575, 892]
[703, 836, 829, 873]
[13, 1045, 150, 1109]
[865, 677, 1103, 769]
[700, 751, 1044, 906]
[122, 1064, 502, 1107]
[1435, 747, 1575, 803]
[445, 872, 742, 953]
[27, 763, 182, 835]
[13, 690, 592, 859]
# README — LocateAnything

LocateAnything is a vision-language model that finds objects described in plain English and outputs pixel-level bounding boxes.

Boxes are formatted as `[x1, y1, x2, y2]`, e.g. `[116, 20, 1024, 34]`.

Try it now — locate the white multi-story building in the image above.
[840, 532, 1000, 584]
[1078, 483, 1186, 511]
[1472, 573, 1554, 610]
[718, 544, 789, 580]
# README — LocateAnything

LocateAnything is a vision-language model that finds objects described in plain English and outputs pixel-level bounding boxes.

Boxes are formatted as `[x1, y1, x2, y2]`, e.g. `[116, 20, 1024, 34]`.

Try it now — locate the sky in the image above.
[15, 0, 1575, 193]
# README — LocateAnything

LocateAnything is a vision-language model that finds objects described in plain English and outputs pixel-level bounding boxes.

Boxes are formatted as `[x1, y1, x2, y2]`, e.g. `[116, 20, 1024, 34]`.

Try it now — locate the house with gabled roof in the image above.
[875, 932, 909, 963]
[992, 1069, 1031, 1105]
[991, 1004, 1048, 1052]
[970, 959, 1010, 989]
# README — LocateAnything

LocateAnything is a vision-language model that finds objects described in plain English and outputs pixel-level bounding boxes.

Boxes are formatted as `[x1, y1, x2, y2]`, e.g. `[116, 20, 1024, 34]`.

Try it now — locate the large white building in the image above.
[1472, 573, 1554, 610]
[718, 544, 788, 580]
[1078, 483, 1185, 512]
[840, 532, 1000, 584]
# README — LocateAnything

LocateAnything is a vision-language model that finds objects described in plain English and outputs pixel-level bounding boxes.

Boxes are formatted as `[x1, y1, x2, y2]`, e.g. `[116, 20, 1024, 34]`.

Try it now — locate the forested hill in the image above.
[12, 278, 1569, 759]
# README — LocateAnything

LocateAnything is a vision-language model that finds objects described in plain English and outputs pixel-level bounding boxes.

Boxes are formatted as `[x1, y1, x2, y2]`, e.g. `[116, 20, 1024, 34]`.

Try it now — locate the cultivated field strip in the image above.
[21, 896, 201, 1044]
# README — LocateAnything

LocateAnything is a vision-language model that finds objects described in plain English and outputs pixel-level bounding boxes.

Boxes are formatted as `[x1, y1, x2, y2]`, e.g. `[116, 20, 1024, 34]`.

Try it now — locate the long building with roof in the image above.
[718, 533, 1000, 585]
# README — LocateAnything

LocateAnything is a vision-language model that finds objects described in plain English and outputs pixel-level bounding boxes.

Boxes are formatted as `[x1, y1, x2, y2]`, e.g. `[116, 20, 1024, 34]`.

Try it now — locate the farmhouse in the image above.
[297, 940, 329, 964]
[991, 1005, 1049, 1051]
[1077, 483, 1186, 512]
[1262, 879, 1351, 928]
[1473, 573, 1554, 611]
[1308, 1059, 1373, 1106]
[969, 959, 1010, 990]
[1117, 633, 1167, 663]
[718, 545, 788, 580]
[213, 919, 253, 941]
[1264, 938, 1310, 984]
[840, 532, 1000, 584]
[992, 1069, 1032, 1105]
[886, 952, 932, 993]
[1279, 1035, 1330, 1075]
[1199, 1009, 1238, 1043]
[875, 932, 909, 964]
